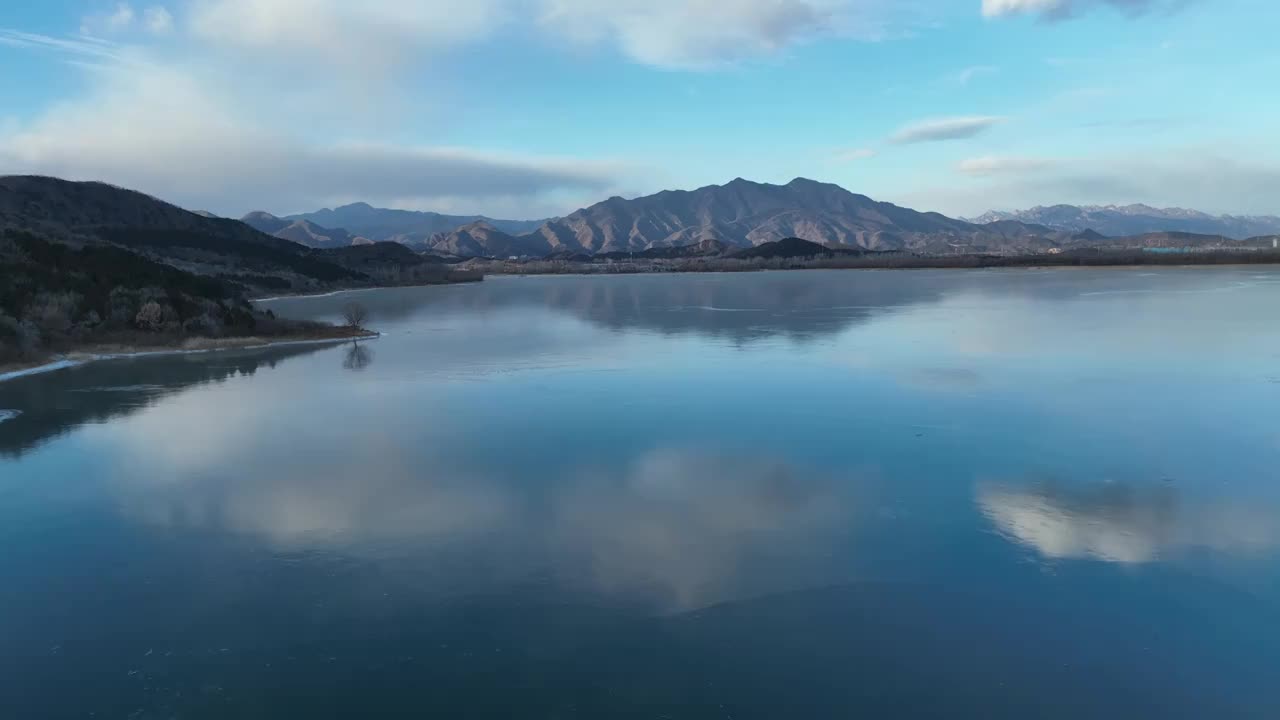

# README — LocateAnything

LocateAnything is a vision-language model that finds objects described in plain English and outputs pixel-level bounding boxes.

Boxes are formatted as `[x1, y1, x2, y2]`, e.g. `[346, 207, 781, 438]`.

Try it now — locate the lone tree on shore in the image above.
[135, 301, 165, 331]
[342, 301, 368, 329]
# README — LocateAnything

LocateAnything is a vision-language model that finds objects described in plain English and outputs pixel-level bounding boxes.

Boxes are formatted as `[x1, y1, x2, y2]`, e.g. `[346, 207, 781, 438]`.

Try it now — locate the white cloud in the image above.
[952, 64, 997, 85]
[189, 0, 509, 71]
[982, 0, 1176, 20]
[832, 148, 877, 162]
[539, 0, 873, 70]
[143, 6, 175, 34]
[80, 3, 173, 36]
[0, 29, 123, 60]
[177, 0, 911, 72]
[888, 115, 1005, 144]
[87, 0, 913, 74]
[104, 3, 136, 32]
[957, 155, 1054, 176]
[0, 54, 618, 215]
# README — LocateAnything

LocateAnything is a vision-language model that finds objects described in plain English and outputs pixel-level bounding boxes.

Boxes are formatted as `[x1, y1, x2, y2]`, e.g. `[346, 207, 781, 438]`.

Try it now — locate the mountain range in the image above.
[242, 179, 1070, 257]
[13, 175, 1276, 269]
[971, 205, 1280, 240]
[242, 204, 547, 251]
[245, 178, 1277, 258]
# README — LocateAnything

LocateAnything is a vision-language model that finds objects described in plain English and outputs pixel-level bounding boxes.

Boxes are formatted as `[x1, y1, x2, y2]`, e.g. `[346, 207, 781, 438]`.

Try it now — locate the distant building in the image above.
[1046, 247, 1063, 254]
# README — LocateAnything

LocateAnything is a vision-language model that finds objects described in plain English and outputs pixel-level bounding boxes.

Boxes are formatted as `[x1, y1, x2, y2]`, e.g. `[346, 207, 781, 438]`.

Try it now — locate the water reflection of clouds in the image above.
[99, 414, 856, 611]
[977, 481, 1280, 564]
[555, 449, 852, 611]
[115, 433, 514, 546]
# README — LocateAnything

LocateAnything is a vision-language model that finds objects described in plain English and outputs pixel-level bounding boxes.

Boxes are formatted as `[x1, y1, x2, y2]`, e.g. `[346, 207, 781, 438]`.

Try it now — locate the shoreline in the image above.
[481, 261, 1280, 278]
[471, 250, 1280, 276]
[251, 286, 387, 303]
[252, 274, 485, 303]
[0, 330, 379, 385]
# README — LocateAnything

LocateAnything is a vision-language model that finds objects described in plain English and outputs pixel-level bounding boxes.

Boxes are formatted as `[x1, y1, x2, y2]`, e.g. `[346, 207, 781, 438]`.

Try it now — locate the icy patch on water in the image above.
[0, 359, 82, 384]
[70, 384, 167, 393]
[669, 305, 763, 313]
[253, 286, 382, 303]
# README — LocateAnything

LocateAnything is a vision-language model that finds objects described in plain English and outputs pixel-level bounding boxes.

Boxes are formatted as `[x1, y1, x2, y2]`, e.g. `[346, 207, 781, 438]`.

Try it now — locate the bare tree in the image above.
[135, 301, 165, 331]
[342, 302, 368, 329]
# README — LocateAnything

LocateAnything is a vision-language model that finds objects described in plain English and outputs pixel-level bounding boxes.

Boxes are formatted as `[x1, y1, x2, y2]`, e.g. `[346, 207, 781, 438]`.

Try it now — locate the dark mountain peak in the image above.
[0, 175, 375, 297]
[731, 237, 834, 260]
[785, 177, 829, 189]
[1072, 228, 1108, 241]
[336, 201, 375, 212]
[0, 175, 297, 252]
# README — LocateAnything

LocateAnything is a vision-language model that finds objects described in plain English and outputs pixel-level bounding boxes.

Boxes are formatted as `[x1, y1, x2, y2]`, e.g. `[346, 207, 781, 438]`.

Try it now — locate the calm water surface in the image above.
[3, 269, 1280, 718]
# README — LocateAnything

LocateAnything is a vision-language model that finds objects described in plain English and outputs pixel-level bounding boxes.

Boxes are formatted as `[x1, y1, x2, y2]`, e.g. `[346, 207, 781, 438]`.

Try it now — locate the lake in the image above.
[3, 268, 1280, 719]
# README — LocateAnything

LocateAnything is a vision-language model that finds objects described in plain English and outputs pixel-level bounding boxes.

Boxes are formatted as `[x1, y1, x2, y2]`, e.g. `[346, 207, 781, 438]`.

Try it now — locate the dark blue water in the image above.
[3, 269, 1279, 718]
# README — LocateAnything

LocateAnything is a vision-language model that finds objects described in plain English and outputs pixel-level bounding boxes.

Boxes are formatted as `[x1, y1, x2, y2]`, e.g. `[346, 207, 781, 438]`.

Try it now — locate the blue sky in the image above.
[2, 0, 1277, 219]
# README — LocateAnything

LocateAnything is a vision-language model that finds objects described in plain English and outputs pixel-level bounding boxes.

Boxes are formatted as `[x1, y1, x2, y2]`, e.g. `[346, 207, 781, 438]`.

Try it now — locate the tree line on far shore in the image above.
[473, 248, 1280, 275]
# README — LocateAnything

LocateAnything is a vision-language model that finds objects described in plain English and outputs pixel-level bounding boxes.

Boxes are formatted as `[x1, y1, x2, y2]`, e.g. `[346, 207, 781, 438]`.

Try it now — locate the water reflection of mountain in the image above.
[261, 269, 1275, 346]
[0, 344, 333, 457]
[261, 272, 952, 343]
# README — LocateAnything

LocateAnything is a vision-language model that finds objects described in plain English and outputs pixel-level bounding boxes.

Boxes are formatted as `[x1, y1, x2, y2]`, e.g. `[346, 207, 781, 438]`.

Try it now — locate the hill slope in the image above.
[1, 176, 369, 290]
[0, 176, 481, 364]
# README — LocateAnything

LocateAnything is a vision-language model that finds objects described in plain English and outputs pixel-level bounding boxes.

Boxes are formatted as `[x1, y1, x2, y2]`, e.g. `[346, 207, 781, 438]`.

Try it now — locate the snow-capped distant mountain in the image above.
[971, 205, 1280, 240]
